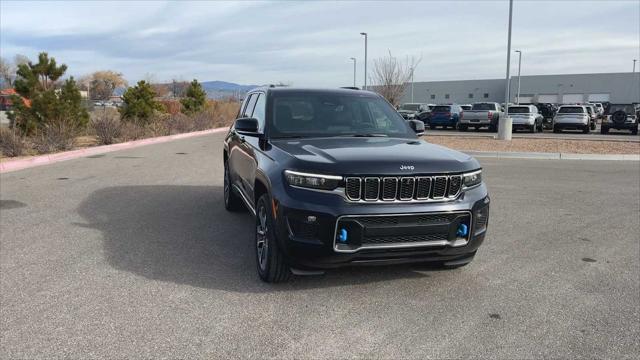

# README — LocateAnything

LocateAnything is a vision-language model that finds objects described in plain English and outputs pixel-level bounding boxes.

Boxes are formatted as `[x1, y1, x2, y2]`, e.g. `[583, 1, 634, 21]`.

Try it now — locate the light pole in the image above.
[498, 0, 514, 141]
[360, 32, 368, 90]
[350, 57, 357, 88]
[515, 50, 522, 104]
[410, 66, 415, 102]
[634, 59, 637, 73]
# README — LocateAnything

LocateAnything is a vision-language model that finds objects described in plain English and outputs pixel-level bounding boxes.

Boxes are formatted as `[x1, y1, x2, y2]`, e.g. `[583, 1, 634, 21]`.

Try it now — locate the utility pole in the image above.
[515, 50, 522, 104]
[360, 32, 368, 90]
[350, 57, 357, 88]
[498, 0, 514, 141]
[410, 67, 415, 102]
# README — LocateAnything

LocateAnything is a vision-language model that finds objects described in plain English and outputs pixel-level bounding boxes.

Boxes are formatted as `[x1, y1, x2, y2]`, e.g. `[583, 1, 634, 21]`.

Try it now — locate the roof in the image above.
[250, 87, 379, 97]
[0, 88, 31, 107]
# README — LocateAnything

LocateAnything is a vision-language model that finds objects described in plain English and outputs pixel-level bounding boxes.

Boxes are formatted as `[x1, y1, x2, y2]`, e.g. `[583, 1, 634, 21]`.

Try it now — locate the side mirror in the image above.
[235, 117, 260, 134]
[408, 119, 425, 136]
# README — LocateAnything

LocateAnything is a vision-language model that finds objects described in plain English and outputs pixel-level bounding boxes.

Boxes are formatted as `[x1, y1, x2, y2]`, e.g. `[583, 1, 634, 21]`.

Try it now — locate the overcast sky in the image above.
[1, 0, 639, 87]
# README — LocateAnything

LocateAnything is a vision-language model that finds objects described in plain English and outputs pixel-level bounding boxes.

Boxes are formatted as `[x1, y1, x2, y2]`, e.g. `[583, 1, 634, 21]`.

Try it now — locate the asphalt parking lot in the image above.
[1, 132, 639, 358]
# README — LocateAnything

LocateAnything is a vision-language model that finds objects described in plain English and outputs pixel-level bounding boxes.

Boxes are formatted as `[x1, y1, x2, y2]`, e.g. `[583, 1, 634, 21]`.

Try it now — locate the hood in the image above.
[271, 137, 479, 175]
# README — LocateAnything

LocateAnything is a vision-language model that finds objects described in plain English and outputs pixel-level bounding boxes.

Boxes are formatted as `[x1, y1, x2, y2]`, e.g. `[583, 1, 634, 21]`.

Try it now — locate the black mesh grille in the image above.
[362, 233, 448, 245]
[343, 175, 464, 202]
[381, 178, 397, 200]
[415, 177, 431, 199]
[399, 177, 415, 199]
[448, 175, 462, 197]
[363, 178, 380, 200]
[345, 178, 361, 200]
[288, 218, 318, 239]
[432, 177, 447, 198]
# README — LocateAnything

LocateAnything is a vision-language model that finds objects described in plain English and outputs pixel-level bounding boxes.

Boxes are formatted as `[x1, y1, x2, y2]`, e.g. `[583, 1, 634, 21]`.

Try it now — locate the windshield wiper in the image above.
[272, 135, 306, 139]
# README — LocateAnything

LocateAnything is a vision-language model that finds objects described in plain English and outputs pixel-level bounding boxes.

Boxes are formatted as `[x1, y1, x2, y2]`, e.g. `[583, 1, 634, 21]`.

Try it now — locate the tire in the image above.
[458, 124, 468, 132]
[537, 121, 544, 132]
[224, 161, 244, 212]
[530, 124, 536, 133]
[255, 194, 291, 283]
[489, 124, 497, 132]
[590, 122, 596, 131]
[632, 127, 638, 135]
[553, 125, 560, 133]
[429, 124, 436, 130]
[583, 125, 590, 134]
[600, 126, 609, 134]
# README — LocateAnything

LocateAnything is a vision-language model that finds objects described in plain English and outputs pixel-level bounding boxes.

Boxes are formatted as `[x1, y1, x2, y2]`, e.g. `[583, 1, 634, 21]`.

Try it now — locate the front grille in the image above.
[363, 233, 448, 245]
[335, 211, 472, 252]
[344, 174, 462, 202]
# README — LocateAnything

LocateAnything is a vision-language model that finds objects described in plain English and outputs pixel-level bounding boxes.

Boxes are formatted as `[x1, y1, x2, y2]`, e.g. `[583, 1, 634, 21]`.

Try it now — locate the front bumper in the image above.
[271, 182, 490, 269]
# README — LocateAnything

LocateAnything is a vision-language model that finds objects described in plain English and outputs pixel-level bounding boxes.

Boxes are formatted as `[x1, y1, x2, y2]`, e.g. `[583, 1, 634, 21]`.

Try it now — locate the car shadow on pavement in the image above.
[76, 185, 431, 293]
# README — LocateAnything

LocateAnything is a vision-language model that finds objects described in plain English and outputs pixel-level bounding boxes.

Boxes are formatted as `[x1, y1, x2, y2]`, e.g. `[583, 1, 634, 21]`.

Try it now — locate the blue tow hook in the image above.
[337, 228, 348, 243]
[456, 223, 469, 237]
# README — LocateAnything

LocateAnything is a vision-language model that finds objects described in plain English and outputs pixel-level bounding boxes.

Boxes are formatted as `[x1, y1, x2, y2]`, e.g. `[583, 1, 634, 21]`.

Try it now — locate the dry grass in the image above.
[425, 136, 640, 155]
[91, 108, 121, 145]
[0, 128, 26, 157]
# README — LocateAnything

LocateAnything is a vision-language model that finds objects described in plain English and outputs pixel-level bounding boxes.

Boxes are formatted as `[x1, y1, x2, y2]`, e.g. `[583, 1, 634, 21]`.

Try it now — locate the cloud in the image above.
[1, 0, 638, 86]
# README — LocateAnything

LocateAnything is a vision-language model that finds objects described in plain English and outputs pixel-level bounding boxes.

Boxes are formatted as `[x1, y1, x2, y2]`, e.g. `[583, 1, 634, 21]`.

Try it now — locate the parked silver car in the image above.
[458, 102, 503, 132]
[553, 105, 591, 133]
[508, 105, 544, 133]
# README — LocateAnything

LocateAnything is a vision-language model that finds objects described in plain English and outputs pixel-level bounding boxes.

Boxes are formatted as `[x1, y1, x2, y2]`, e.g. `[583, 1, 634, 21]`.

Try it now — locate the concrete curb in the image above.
[425, 132, 639, 143]
[464, 150, 640, 161]
[0, 127, 228, 173]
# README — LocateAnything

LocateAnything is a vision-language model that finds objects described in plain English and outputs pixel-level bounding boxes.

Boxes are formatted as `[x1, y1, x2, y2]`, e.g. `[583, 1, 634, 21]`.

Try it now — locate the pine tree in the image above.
[120, 80, 165, 124]
[9, 52, 87, 135]
[180, 79, 207, 115]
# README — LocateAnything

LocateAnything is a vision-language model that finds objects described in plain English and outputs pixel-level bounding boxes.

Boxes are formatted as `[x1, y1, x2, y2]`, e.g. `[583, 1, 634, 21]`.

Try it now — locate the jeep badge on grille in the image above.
[400, 165, 415, 170]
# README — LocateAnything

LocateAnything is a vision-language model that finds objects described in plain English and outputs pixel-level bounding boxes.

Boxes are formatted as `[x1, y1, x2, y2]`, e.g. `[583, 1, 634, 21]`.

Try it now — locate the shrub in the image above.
[181, 79, 207, 115]
[166, 113, 193, 134]
[120, 80, 165, 124]
[32, 122, 77, 153]
[91, 108, 121, 145]
[0, 128, 26, 157]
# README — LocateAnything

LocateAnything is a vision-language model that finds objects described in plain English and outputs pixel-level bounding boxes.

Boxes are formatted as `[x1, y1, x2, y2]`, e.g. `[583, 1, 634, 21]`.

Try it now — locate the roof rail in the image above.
[340, 86, 360, 90]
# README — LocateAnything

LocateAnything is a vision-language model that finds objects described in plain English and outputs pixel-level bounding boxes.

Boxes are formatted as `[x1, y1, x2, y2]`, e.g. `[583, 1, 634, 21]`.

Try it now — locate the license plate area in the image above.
[334, 211, 472, 253]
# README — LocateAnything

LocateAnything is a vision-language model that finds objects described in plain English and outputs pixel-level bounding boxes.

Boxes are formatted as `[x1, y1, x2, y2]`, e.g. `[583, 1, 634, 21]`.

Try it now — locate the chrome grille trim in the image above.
[381, 177, 398, 201]
[341, 174, 465, 203]
[363, 177, 380, 201]
[345, 177, 361, 201]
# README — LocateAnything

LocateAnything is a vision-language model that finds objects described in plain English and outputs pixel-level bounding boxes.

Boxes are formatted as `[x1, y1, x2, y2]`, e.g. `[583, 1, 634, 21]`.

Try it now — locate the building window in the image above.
[445, 94, 450, 99]
[430, 94, 435, 100]
[468, 93, 473, 99]
[483, 93, 489, 98]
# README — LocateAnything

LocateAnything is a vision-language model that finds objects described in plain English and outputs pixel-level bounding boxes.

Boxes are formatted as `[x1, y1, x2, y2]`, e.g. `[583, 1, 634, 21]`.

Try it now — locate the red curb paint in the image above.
[0, 127, 228, 173]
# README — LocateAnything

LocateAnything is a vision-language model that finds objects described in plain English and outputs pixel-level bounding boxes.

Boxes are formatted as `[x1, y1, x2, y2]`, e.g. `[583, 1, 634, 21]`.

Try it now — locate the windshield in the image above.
[269, 92, 414, 138]
[400, 104, 421, 111]
[558, 106, 584, 114]
[432, 106, 451, 112]
[461, 105, 472, 110]
[509, 106, 530, 114]
[607, 104, 635, 114]
[471, 103, 496, 111]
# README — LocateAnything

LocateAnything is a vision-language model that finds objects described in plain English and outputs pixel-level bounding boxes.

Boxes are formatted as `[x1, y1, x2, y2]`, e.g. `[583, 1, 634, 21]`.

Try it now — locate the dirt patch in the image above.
[424, 136, 640, 155]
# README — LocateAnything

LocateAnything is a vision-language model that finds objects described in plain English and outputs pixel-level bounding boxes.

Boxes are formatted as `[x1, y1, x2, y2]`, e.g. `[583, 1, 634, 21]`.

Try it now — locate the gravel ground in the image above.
[424, 136, 640, 154]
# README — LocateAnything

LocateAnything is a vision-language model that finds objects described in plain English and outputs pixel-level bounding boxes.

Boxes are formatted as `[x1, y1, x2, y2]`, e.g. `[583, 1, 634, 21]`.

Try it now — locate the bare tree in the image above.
[369, 51, 422, 106]
[0, 54, 29, 89]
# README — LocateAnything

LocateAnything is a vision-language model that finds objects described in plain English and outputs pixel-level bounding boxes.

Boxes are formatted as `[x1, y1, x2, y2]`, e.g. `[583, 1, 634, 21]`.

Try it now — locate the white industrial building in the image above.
[401, 72, 640, 105]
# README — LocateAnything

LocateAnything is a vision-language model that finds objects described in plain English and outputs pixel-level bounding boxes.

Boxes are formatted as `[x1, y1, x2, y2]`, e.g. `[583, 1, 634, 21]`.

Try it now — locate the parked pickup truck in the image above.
[458, 102, 503, 132]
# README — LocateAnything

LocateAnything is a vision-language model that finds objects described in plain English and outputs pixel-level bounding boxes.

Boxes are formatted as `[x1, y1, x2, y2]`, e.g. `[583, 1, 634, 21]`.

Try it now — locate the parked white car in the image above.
[553, 105, 591, 133]
[508, 105, 544, 133]
[589, 102, 605, 117]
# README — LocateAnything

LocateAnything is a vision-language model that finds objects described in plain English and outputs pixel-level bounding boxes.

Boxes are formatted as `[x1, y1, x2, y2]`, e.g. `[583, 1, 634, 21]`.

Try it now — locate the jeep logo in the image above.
[400, 165, 415, 171]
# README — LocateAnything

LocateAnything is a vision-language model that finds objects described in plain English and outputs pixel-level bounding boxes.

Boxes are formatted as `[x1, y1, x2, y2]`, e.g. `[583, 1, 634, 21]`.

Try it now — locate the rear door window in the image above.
[472, 103, 495, 111]
[432, 106, 451, 112]
[558, 106, 584, 114]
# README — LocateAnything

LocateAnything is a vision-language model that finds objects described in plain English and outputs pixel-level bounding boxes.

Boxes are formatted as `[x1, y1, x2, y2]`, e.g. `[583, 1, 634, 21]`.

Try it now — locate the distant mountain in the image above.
[201, 81, 259, 93]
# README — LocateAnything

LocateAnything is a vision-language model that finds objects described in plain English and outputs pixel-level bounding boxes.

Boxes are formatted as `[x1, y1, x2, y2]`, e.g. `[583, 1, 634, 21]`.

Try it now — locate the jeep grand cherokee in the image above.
[224, 87, 490, 282]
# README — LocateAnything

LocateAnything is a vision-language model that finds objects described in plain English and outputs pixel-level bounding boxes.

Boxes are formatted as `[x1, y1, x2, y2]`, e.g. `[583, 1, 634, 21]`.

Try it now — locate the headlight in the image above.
[284, 170, 342, 190]
[463, 170, 482, 189]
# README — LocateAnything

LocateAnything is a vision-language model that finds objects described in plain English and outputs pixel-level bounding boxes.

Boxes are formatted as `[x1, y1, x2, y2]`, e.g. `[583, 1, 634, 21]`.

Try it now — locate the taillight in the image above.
[460, 111, 464, 119]
[488, 112, 493, 119]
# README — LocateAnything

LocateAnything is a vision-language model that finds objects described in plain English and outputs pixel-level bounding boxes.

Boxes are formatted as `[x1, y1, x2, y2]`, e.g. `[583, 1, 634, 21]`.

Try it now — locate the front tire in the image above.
[583, 125, 590, 134]
[255, 194, 291, 283]
[553, 125, 560, 133]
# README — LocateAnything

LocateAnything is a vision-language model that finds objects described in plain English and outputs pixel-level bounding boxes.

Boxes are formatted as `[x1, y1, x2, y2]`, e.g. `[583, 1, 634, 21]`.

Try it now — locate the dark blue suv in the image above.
[224, 88, 490, 282]
[429, 104, 464, 130]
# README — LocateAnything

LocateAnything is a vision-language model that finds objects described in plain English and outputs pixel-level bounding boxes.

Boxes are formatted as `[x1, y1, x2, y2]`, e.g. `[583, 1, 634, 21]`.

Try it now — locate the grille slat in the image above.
[432, 177, 448, 199]
[344, 174, 465, 202]
[448, 175, 462, 197]
[381, 178, 398, 200]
